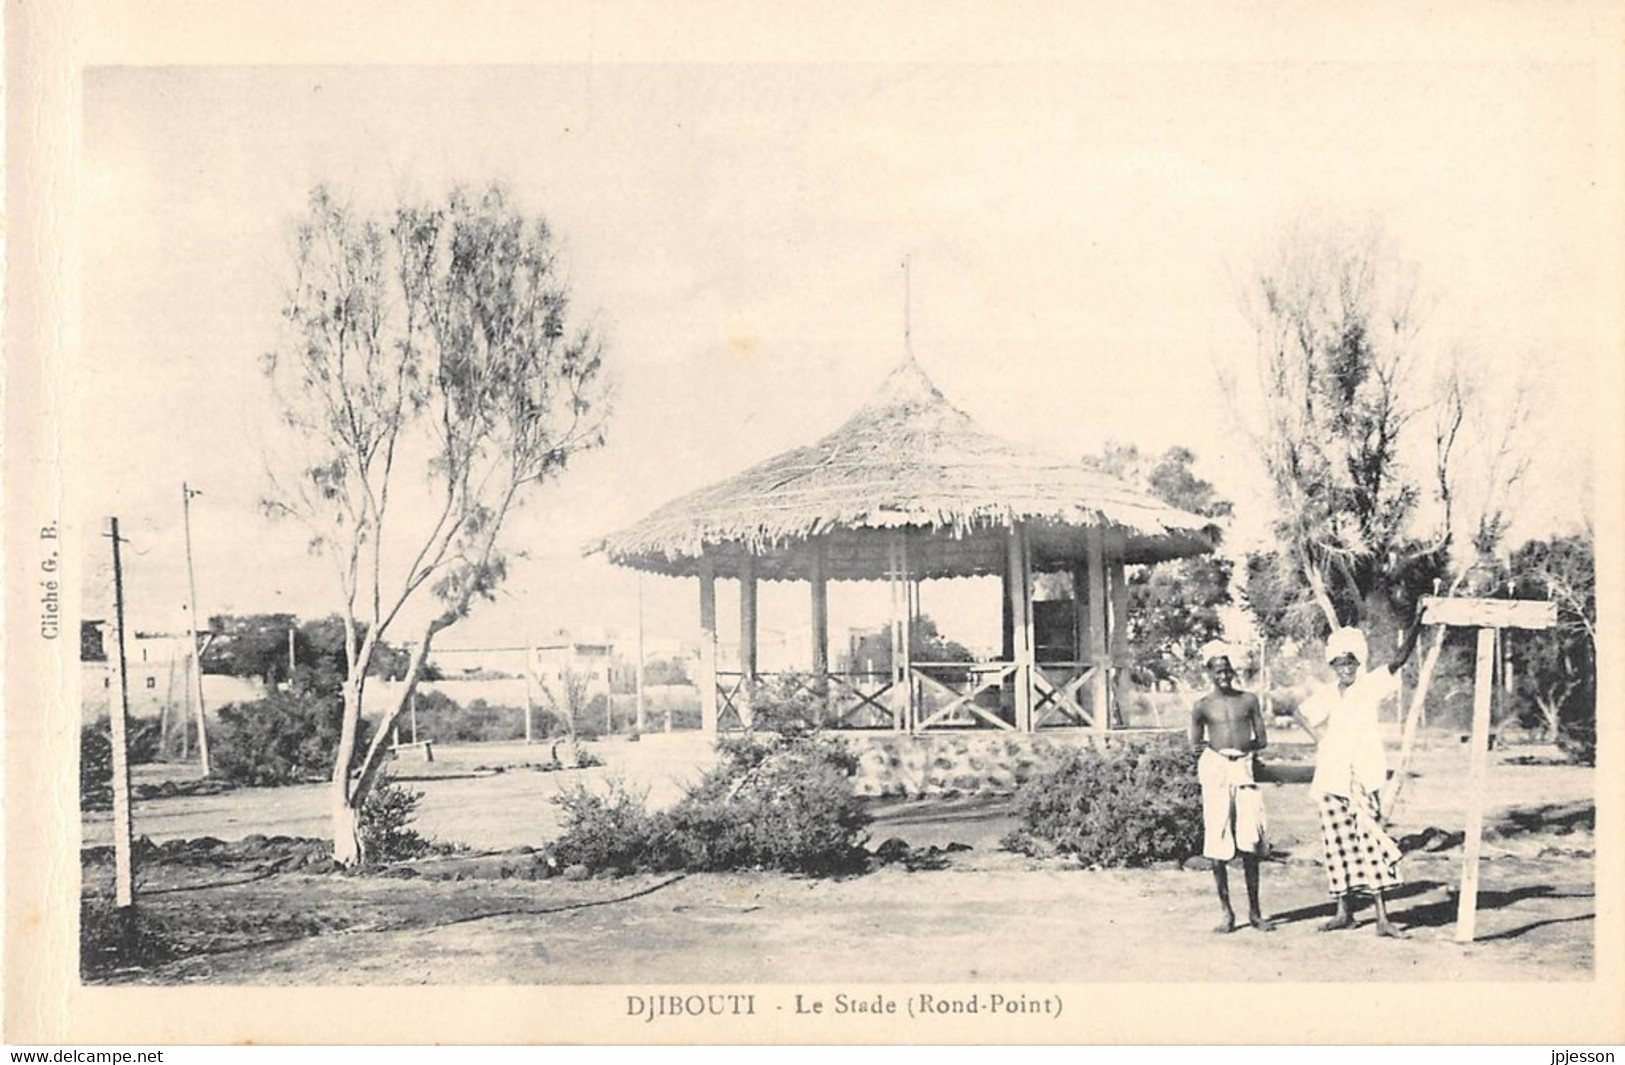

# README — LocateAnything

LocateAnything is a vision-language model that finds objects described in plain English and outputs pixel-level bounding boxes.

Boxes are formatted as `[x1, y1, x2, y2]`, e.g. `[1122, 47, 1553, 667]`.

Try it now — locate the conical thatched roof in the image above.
[595, 359, 1220, 581]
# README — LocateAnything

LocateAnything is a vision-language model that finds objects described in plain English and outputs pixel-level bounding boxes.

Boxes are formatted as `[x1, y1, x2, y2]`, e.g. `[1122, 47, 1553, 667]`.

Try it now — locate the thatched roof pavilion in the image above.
[598, 358, 1219, 733]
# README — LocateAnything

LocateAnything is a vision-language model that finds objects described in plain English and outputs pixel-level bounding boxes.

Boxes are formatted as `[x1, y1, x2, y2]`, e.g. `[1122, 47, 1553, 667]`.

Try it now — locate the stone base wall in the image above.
[836, 729, 1181, 796]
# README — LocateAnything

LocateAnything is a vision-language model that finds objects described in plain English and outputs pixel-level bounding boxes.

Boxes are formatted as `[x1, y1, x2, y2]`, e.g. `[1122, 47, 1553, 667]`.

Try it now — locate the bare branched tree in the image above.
[1228, 216, 1529, 645]
[263, 184, 610, 865]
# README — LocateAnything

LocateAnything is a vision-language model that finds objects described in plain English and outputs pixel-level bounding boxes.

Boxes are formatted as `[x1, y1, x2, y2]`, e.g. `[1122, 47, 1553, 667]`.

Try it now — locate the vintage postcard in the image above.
[5, 0, 1623, 1046]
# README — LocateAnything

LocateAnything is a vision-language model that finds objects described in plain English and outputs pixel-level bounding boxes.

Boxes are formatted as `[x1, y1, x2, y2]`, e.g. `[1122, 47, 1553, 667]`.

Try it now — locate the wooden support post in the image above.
[739, 553, 758, 680]
[1008, 523, 1034, 732]
[1108, 555, 1130, 727]
[901, 549, 915, 732]
[1411, 596, 1555, 943]
[1085, 528, 1109, 731]
[1456, 626, 1498, 943]
[810, 542, 829, 681]
[739, 551, 758, 727]
[698, 555, 719, 733]
[634, 573, 647, 735]
[1072, 564, 1090, 667]
[887, 532, 913, 732]
[1001, 565, 1016, 663]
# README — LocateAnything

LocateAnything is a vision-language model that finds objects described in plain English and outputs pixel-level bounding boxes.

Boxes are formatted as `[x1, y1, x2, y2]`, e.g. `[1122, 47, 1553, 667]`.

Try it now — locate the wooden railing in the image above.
[715, 662, 1115, 732]
[911, 661, 1016, 730]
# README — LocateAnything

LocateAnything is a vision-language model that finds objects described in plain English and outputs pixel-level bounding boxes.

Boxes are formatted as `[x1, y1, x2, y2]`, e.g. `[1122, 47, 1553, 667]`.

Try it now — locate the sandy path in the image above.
[144, 850, 1592, 985]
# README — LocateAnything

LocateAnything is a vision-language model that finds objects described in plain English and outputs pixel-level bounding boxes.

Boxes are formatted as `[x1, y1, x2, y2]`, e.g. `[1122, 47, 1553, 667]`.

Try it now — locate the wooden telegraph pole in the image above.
[1418, 595, 1556, 943]
[105, 519, 137, 918]
[182, 483, 211, 775]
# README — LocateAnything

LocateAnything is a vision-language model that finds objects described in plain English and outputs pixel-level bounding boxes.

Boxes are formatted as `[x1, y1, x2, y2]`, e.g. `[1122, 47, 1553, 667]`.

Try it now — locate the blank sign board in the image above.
[1419, 596, 1557, 630]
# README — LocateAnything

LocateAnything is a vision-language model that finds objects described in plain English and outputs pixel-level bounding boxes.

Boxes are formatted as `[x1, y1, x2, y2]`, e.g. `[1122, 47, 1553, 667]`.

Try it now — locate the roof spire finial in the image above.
[902, 255, 915, 363]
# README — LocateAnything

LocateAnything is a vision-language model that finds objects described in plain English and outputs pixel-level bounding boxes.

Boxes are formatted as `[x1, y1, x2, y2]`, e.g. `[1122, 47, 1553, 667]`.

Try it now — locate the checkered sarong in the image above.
[1317, 783, 1402, 896]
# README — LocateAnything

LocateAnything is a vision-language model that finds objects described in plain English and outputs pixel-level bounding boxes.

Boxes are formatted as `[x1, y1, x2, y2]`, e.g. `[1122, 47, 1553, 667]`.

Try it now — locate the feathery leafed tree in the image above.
[1079, 443, 1234, 685]
[262, 184, 610, 865]
[1228, 218, 1528, 648]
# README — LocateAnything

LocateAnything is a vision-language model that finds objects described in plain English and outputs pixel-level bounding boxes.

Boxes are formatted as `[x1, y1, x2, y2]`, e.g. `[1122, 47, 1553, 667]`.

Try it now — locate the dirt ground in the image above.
[82, 731, 1596, 985]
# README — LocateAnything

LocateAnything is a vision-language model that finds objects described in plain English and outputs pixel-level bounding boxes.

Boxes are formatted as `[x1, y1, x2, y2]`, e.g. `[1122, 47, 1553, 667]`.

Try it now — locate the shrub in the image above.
[548, 779, 663, 873]
[544, 734, 871, 876]
[1006, 737, 1202, 867]
[80, 718, 171, 811]
[407, 692, 538, 744]
[662, 736, 870, 874]
[360, 776, 430, 864]
[80, 724, 113, 811]
[747, 674, 826, 733]
[1557, 709, 1596, 767]
[80, 899, 174, 977]
[210, 689, 373, 786]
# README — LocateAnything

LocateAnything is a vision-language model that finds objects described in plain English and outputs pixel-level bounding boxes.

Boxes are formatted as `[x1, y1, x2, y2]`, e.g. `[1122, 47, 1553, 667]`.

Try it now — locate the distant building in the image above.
[80, 620, 262, 721]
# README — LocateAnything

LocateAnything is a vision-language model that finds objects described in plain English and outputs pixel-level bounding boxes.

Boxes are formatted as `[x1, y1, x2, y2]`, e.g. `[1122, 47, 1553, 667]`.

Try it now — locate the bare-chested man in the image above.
[1189, 640, 1273, 933]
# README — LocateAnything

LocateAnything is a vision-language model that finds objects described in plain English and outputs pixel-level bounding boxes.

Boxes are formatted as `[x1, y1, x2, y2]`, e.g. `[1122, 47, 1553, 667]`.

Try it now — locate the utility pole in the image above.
[181, 483, 211, 775]
[105, 519, 136, 916]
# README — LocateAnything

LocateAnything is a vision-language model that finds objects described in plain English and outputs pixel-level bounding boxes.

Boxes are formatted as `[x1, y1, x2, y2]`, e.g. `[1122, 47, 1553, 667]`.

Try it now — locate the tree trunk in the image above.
[331, 779, 362, 867]
[1380, 625, 1447, 818]
[330, 674, 367, 866]
[349, 621, 446, 821]
[1301, 557, 1341, 632]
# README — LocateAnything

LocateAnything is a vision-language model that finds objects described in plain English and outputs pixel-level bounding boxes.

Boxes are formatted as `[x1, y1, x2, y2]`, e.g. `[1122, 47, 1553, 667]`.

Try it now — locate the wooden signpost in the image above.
[1417, 595, 1557, 943]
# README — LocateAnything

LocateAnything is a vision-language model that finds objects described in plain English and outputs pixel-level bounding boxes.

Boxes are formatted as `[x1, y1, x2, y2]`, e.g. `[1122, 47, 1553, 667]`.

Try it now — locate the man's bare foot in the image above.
[1319, 914, 1355, 932]
[1250, 915, 1276, 932]
[1375, 920, 1409, 939]
[1213, 914, 1237, 934]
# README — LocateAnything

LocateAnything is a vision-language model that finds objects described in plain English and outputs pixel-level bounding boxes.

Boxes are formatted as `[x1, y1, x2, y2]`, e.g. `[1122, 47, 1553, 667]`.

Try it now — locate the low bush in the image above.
[210, 689, 373, 787]
[407, 692, 541, 744]
[740, 674, 829, 733]
[1004, 737, 1202, 867]
[545, 734, 870, 876]
[79, 899, 175, 978]
[1557, 713, 1596, 767]
[360, 776, 431, 865]
[547, 779, 663, 873]
[80, 718, 170, 811]
[662, 734, 870, 874]
[80, 724, 113, 811]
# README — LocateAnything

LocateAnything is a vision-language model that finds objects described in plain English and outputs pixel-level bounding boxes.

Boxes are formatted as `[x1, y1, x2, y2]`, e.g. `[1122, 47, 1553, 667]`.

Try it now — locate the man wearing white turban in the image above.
[1294, 617, 1424, 937]
[1190, 640, 1273, 933]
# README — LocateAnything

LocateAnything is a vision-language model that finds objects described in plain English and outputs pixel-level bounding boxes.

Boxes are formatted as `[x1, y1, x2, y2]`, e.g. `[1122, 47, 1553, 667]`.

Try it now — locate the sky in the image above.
[74, 52, 1610, 659]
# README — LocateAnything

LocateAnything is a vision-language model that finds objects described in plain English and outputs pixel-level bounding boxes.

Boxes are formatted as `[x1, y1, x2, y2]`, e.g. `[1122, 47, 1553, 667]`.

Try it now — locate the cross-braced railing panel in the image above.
[715, 671, 750, 731]
[826, 670, 899, 729]
[1032, 661, 1099, 728]
[713, 663, 1116, 732]
[912, 661, 1016, 731]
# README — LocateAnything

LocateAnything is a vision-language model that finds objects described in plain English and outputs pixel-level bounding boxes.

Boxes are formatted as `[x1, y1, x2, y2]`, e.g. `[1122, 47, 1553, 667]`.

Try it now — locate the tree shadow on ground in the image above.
[1396, 800, 1594, 856]
[1489, 801, 1593, 838]
[1475, 913, 1594, 942]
